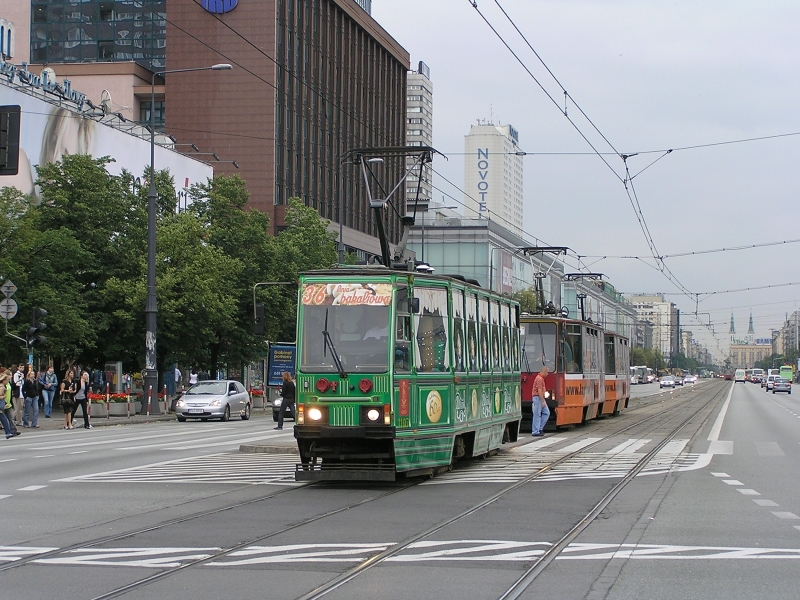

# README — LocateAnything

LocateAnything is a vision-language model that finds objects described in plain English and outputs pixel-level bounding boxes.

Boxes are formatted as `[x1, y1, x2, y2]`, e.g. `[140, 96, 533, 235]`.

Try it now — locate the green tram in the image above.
[293, 268, 523, 481]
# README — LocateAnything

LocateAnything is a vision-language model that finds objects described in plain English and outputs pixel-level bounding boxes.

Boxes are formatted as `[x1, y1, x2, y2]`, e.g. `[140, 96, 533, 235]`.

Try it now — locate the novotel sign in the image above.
[476, 148, 489, 214]
[0, 60, 86, 109]
[201, 0, 238, 13]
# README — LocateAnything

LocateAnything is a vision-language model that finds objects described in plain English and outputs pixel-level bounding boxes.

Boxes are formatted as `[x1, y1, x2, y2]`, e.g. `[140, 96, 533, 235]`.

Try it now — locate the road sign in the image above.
[1, 280, 17, 297]
[0, 297, 18, 320]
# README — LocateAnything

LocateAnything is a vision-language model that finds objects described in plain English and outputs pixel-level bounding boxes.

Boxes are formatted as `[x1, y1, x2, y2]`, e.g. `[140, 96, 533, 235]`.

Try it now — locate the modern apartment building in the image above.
[463, 123, 524, 232]
[405, 60, 433, 212]
[627, 294, 679, 359]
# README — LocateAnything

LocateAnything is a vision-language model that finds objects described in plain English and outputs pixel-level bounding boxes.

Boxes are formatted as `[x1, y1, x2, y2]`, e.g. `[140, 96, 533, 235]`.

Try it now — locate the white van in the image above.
[734, 368, 746, 383]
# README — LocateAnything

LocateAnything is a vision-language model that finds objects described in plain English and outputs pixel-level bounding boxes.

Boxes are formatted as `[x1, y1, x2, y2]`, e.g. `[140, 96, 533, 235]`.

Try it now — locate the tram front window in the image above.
[301, 305, 390, 373]
[521, 322, 556, 373]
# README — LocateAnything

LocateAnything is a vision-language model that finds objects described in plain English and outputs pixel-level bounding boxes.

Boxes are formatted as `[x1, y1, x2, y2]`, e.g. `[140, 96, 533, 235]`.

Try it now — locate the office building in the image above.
[627, 294, 679, 359]
[405, 60, 433, 212]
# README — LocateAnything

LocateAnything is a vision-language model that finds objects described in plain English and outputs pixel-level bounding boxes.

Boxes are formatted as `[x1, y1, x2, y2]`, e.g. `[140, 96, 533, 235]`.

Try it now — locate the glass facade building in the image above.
[30, 1, 166, 68]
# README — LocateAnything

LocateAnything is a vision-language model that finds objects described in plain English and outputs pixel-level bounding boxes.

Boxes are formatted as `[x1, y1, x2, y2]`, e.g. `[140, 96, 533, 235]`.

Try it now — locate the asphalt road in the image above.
[2, 379, 798, 599]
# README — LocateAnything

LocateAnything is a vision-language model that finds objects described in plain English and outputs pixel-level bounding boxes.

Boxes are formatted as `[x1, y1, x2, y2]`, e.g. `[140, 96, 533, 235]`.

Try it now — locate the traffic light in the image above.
[253, 303, 265, 335]
[27, 307, 47, 347]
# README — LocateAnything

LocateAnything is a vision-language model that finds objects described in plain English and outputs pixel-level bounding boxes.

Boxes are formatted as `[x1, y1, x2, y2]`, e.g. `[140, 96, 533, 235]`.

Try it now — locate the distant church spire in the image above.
[748, 312, 754, 335]
[730, 313, 735, 335]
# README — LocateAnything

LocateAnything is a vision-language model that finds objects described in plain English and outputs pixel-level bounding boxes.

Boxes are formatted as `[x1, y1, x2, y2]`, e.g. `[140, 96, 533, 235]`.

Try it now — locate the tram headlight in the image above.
[366, 408, 380, 422]
[308, 407, 323, 421]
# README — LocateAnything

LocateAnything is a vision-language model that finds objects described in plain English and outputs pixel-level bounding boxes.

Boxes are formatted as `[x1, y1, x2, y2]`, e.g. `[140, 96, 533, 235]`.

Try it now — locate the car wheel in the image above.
[241, 403, 251, 421]
[221, 406, 230, 422]
[177, 415, 186, 422]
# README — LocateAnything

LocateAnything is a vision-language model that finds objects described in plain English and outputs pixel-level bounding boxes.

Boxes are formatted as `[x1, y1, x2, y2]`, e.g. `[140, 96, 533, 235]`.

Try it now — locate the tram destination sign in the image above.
[301, 283, 392, 306]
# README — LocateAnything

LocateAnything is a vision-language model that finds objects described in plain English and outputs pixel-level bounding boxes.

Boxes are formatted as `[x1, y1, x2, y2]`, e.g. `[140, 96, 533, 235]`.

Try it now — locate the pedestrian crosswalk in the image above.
[52, 435, 709, 487]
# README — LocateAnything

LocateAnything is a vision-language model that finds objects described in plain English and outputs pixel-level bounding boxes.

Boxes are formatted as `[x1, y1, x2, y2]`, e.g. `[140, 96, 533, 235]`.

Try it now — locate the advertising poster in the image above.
[268, 344, 296, 387]
[0, 74, 212, 200]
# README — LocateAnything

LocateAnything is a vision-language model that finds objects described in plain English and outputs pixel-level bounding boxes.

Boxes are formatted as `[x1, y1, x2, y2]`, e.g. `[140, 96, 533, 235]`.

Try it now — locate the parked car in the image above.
[175, 380, 251, 422]
[773, 378, 792, 394]
[660, 376, 676, 388]
[766, 375, 780, 391]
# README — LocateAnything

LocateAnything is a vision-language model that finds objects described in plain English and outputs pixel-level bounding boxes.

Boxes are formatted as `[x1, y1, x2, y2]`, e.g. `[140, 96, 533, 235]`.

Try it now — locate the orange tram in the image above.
[519, 314, 630, 432]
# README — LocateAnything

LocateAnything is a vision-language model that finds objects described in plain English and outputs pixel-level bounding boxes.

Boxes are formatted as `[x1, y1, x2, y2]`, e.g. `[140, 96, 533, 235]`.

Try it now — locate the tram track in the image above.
[295, 380, 728, 600]
[2, 380, 726, 600]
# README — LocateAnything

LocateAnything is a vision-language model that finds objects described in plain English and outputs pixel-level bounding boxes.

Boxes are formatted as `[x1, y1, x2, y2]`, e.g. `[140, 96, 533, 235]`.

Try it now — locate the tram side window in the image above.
[511, 307, 520, 371]
[605, 335, 615, 375]
[414, 287, 450, 373]
[501, 304, 511, 371]
[466, 294, 479, 372]
[395, 315, 412, 372]
[452, 289, 466, 372]
[490, 301, 501, 372]
[563, 324, 582, 374]
[479, 296, 491, 372]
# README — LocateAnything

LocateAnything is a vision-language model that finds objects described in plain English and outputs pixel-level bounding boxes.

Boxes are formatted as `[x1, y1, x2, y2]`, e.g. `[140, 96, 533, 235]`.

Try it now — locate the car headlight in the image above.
[308, 407, 323, 421]
[366, 408, 380, 422]
[176, 399, 185, 407]
[209, 399, 221, 407]
[274, 398, 282, 407]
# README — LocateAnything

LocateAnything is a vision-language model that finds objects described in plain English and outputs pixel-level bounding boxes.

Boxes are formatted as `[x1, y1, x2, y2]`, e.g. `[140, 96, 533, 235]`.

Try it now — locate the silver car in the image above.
[175, 380, 251, 422]
[773, 378, 792, 394]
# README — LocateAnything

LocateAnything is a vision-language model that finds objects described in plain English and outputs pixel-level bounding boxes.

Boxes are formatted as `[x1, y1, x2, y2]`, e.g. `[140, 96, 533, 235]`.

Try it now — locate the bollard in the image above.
[105, 382, 110, 420]
[146, 385, 152, 416]
[126, 386, 131, 418]
[163, 384, 168, 413]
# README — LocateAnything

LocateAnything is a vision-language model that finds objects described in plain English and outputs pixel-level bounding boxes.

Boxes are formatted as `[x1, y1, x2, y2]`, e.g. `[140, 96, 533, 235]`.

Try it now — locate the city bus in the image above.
[779, 365, 794, 383]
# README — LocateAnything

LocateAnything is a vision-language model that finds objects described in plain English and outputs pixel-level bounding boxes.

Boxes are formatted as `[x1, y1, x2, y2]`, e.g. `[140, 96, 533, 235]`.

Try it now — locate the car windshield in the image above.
[186, 381, 227, 395]
[663, 376, 674, 381]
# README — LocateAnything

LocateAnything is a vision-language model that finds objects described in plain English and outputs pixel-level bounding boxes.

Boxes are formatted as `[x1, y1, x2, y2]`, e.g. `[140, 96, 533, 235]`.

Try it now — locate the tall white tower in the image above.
[405, 61, 433, 211]
[464, 123, 524, 231]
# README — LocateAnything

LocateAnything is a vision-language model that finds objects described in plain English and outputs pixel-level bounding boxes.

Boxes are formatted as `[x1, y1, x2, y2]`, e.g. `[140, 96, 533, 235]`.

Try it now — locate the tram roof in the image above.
[301, 267, 508, 295]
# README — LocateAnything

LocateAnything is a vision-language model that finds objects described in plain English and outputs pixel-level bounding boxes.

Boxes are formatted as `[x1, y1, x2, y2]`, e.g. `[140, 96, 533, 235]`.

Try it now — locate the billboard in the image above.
[268, 344, 296, 387]
[0, 79, 212, 199]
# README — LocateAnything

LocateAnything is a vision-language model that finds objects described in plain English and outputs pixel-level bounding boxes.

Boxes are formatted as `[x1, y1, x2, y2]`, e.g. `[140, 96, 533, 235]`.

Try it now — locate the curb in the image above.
[239, 443, 299, 455]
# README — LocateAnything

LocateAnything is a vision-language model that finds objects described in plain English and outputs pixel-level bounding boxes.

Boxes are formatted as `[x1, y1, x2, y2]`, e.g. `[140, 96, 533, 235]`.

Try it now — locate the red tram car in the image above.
[520, 314, 630, 431]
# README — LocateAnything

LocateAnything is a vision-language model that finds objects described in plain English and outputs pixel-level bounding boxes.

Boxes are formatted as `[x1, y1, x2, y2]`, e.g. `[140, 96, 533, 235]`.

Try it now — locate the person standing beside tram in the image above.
[532, 366, 550, 437]
[274, 371, 295, 431]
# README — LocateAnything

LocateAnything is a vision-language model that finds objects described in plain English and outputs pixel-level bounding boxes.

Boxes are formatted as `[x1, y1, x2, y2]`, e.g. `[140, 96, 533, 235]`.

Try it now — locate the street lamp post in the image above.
[144, 63, 231, 412]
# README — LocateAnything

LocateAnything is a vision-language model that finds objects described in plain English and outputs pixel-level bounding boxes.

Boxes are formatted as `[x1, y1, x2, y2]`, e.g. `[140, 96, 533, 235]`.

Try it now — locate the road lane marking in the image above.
[722, 480, 743, 485]
[34, 455, 54, 458]
[657, 439, 689, 455]
[0, 459, 16, 463]
[607, 439, 651, 454]
[558, 438, 602, 453]
[0, 495, 10, 500]
[772, 512, 800, 520]
[16, 485, 47, 491]
[754, 500, 779, 506]
[711, 472, 730, 477]
[28, 429, 201, 451]
[737, 489, 760, 495]
[706, 383, 734, 454]
[514, 436, 567, 452]
[7, 542, 800, 567]
[69, 451, 88, 454]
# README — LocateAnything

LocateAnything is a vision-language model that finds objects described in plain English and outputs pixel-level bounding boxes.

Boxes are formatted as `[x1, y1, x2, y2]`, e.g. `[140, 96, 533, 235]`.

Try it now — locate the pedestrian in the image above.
[60, 371, 77, 430]
[22, 370, 40, 428]
[39, 366, 58, 418]
[71, 371, 92, 429]
[531, 366, 550, 437]
[0, 372, 20, 439]
[174, 365, 182, 390]
[189, 369, 199, 386]
[12, 364, 25, 425]
[274, 371, 295, 430]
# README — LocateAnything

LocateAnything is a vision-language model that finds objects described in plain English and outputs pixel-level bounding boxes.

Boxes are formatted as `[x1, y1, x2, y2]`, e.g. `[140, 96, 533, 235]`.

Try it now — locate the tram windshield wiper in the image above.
[322, 308, 347, 379]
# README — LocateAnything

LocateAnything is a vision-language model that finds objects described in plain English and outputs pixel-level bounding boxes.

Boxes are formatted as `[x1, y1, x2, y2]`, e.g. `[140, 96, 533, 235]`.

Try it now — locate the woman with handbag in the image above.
[71, 371, 92, 429]
[60, 371, 77, 430]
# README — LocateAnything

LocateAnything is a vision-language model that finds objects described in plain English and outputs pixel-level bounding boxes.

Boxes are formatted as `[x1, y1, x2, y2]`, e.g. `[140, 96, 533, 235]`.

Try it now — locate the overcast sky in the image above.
[372, 0, 800, 360]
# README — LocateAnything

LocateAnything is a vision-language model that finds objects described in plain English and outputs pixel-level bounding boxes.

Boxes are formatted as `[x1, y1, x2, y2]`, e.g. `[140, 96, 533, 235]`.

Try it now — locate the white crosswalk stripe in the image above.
[50, 436, 708, 487]
[55, 453, 301, 486]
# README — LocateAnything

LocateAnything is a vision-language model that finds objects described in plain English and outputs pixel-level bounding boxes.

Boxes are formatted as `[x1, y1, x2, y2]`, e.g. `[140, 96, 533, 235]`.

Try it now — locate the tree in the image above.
[511, 287, 540, 314]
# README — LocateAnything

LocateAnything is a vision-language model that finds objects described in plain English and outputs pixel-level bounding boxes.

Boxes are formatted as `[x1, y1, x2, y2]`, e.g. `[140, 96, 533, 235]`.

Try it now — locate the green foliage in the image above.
[511, 287, 540, 314]
[0, 161, 337, 377]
